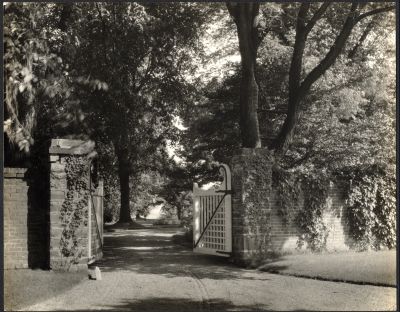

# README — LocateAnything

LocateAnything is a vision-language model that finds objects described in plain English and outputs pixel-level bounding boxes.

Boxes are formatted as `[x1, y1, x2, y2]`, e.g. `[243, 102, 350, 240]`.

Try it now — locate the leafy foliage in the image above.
[273, 166, 331, 251]
[4, 3, 395, 245]
[178, 72, 241, 185]
[4, 2, 212, 222]
[67, 2, 210, 222]
[341, 164, 396, 250]
[179, 2, 395, 175]
[172, 191, 193, 224]
[4, 3, 73, 155]
[272, 166, 301, 226]
[131, 171, 166, 218]
[295, 173, 330, 252]
[60, 156, 89, 263]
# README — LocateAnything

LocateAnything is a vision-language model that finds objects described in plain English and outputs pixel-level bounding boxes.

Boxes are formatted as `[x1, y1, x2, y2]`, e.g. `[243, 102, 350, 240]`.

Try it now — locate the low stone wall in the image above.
[230, 148, 354, 264]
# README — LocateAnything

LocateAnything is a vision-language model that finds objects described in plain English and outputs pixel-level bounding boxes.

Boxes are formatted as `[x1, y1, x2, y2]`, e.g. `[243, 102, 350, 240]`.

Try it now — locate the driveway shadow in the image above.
[99, 297, 271, 311]
[95, 224, 271, 281]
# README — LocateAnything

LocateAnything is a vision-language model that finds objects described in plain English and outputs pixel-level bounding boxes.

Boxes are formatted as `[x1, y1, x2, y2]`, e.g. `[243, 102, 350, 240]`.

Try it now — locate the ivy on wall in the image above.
[296, 174, 330, 252]
[233, 150, 274, 260]
[59, 155, 89, 264]
[272, 166, 301, 226]
[273, 167, 330, 252]
[272, 163, 396, 252]
[342, 164, 396, 250]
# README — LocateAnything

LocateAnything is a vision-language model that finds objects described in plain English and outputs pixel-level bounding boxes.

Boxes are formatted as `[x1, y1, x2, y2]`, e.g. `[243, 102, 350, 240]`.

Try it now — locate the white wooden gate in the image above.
[193, 164, 232, 257]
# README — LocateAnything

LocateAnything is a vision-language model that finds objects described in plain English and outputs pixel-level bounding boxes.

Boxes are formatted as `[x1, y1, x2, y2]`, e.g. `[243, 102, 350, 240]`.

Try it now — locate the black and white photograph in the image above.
[3, 1, 397, 311]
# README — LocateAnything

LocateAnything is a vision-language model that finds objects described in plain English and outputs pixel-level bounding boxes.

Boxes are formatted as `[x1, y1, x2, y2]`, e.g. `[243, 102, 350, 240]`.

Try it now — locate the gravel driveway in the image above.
[22, 224, 396, 311]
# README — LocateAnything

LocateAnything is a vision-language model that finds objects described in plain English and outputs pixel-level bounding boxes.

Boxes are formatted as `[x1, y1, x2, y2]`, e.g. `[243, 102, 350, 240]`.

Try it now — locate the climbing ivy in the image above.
[273, 166, 330, 252]
[233, 150, 274, 262]
[296, 173, 330, 252]
[341, 164, 396, 250]
[272, 166, 301, 226]
[273, 164, 395, 252]
[60, 155, 89, 264]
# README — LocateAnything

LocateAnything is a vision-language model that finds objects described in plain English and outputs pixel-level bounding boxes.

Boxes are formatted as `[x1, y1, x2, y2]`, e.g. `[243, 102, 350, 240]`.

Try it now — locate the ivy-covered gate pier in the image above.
[49, 139, 103, 271]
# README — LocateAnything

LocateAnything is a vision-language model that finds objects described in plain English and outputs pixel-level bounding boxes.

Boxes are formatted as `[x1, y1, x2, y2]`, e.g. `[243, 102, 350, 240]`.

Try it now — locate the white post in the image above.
[193, 183, 201, 246]
[99, 180, 104, 244]
[88, 195, 92, 262]
[220, 164, 232, 252]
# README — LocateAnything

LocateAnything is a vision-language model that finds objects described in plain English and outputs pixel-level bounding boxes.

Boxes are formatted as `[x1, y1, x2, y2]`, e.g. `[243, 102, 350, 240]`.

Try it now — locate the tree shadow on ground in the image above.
[94, 298, 271, 311]
[105, 221, 148, 230]
[95, 225, 281, 281]
[81, 298, 311, 311]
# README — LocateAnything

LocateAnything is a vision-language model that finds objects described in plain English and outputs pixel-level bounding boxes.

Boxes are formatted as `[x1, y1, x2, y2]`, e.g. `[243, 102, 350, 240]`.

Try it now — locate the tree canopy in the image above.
[225, 2, 395, 153]
[4, 2, 395, 222]
[174, 2, 395, 188]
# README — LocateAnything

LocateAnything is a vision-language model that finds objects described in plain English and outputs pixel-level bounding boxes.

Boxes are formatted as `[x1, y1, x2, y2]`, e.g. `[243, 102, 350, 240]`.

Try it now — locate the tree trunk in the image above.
[269, 3, 364, 155]
[269, 3, 309, 154]
[271, 96, 301, 153]
[239, 52, 261, 148]
[116, 149, 132, 223]
[228, 3, 262, 148]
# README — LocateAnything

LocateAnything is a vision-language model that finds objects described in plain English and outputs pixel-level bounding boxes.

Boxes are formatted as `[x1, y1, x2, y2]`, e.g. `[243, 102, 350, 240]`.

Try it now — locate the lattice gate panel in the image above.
[198, 195, 225, 250]
[193, 164, 232, 257]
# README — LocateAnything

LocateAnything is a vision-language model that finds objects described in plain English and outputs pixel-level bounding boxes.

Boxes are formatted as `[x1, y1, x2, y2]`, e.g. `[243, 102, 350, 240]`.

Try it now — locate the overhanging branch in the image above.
[304, 2, 331, 34]
[299, 3, 359, 95]
[348, 17, 376, 59]
[356, 5, 395, 22]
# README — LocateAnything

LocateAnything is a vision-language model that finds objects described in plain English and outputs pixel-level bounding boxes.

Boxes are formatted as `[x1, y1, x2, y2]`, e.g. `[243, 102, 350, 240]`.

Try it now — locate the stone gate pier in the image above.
[49, 139, 98, 271]
[230, 148, 274, 264]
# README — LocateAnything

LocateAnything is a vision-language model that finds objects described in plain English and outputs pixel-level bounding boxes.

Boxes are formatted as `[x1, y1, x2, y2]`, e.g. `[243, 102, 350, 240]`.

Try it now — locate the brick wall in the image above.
[267, 182, 353, 253]
[231, 148, 274, 263]
[4, 168, 30, 269]
[230, 148, 354, 264]
[4, 139, 101, 271]
[4, 167, 49, 269]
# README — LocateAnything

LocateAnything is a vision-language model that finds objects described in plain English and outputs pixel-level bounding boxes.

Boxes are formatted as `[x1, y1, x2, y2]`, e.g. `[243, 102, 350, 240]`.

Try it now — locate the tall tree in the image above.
[226, 3, 265, 148]
[226, 2, 395, 153]
[62, 3, 208, 223]
[180, 2, 394, 176]
[4, 3, 209, 223]
[269, 2, 395, 153]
